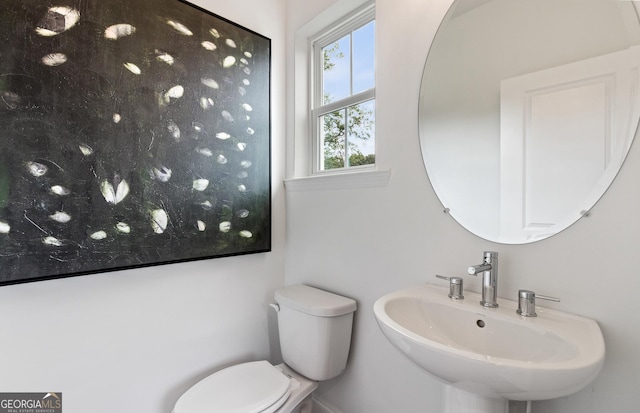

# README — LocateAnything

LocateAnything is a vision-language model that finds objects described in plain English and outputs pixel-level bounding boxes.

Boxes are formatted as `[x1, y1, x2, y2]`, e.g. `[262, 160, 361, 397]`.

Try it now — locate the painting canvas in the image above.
[0, 0, 271, 286]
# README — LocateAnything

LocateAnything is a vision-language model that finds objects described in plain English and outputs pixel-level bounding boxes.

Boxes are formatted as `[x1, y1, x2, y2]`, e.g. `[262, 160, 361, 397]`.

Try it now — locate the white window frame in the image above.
[310, 4, 376, 175]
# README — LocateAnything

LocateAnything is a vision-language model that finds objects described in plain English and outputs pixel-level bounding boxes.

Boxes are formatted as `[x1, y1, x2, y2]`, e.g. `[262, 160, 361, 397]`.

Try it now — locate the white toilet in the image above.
[173, 284, 357, 413]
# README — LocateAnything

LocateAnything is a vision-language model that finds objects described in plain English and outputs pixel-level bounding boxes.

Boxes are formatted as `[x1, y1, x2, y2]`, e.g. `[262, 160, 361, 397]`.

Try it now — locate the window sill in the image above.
[284, 169, 391, 192]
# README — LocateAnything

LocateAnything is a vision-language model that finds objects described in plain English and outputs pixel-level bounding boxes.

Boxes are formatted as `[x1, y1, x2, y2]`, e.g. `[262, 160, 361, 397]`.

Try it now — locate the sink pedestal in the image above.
[443, 385, 508, 413]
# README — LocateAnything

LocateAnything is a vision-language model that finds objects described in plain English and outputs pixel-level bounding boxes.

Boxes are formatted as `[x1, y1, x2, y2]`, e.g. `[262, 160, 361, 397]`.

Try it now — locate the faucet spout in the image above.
[467, 251, 499, 308]
[468, 263, 492, 274]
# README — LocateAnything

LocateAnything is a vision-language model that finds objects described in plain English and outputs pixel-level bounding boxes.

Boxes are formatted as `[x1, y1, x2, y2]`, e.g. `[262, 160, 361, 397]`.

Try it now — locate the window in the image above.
[311, 5, 375, 173]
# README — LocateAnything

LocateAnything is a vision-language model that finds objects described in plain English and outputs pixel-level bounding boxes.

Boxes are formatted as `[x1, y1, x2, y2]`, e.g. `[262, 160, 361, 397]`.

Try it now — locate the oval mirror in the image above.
[419, 0, 640, 244]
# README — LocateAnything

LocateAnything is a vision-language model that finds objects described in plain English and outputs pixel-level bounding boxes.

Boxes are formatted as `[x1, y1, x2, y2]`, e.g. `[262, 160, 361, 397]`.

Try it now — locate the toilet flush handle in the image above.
[269, 303, 280, 312]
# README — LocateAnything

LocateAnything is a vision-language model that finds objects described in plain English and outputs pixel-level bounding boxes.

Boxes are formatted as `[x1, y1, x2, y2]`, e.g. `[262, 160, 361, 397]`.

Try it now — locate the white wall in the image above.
[285, 0, 640, 412]
[0, 0, 286, 412]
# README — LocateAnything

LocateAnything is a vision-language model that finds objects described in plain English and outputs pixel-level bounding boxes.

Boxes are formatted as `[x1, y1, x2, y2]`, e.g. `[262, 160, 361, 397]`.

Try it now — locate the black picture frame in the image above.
[0, 0, 271, 286]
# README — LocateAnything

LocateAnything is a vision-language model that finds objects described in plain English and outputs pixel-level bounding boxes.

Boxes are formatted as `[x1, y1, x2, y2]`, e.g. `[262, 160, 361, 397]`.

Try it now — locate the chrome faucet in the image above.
[468, 251, 499, 308]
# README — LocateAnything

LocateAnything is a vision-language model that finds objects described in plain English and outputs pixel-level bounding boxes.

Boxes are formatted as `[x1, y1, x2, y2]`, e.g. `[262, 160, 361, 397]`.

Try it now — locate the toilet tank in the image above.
[274, 284, 357, 381]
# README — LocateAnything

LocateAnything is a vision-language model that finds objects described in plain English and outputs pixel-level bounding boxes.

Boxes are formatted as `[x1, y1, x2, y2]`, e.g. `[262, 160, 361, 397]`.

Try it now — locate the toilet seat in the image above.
[173, 361, 293, 413]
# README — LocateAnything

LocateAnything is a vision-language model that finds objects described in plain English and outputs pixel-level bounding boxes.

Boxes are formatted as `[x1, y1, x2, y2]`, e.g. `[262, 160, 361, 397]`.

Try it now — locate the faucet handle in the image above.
[435, 275, 464, 300]
[536, 294, 561, 303]
[517, 290, 560, 317]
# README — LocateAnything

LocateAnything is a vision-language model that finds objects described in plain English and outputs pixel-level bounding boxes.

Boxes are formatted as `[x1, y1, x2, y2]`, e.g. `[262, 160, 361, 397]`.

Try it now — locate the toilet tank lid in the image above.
[275, 284, 357, 317]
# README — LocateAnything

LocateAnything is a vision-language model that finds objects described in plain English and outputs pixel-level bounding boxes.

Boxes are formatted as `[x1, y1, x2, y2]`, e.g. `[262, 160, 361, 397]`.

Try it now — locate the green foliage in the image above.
[323, 42, 344, 71]
[324, 153, 375, 170]
[324, 156, 344, 169]
[349, 153, 375, 166]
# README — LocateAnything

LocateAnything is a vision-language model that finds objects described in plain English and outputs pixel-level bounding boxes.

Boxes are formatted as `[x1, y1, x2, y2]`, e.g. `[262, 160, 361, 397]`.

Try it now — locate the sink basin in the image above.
[373, 284, 605, 402]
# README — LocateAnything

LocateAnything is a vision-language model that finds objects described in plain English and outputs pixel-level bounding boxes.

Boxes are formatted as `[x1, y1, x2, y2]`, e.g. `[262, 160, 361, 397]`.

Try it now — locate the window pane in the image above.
[347, 100, 375, 167]
[352, 21, 375, 95]
[319, 101, 375, 170]
[322, 35, 351, 104]
[313, 11, 375, 174]
[321, 109, 346, 170]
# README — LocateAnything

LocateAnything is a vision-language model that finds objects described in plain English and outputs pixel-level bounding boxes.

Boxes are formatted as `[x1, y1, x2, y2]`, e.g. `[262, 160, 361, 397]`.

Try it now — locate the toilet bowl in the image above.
[173, 284, 356, 413]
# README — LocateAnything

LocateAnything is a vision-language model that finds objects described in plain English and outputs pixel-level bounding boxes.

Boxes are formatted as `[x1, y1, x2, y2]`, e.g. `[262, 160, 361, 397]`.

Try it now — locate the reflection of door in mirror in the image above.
[500, 47, 640, 241]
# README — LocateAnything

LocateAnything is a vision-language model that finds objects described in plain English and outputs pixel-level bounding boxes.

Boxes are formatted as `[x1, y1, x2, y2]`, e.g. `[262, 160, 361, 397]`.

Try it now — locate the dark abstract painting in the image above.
[0, 0, 271, 286]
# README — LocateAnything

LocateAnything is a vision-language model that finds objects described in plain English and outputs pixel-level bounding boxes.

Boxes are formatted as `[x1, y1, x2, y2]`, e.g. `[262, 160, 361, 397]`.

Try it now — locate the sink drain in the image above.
[476, 320, 486, 328]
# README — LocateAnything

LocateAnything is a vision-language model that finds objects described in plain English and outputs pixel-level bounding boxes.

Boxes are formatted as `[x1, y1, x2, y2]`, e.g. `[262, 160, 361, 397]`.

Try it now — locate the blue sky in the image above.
[323, 21, 375, 101]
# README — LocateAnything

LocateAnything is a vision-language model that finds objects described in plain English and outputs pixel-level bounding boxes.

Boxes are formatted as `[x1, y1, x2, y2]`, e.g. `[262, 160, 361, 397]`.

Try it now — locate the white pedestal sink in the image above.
[373, 284, 605, 413]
